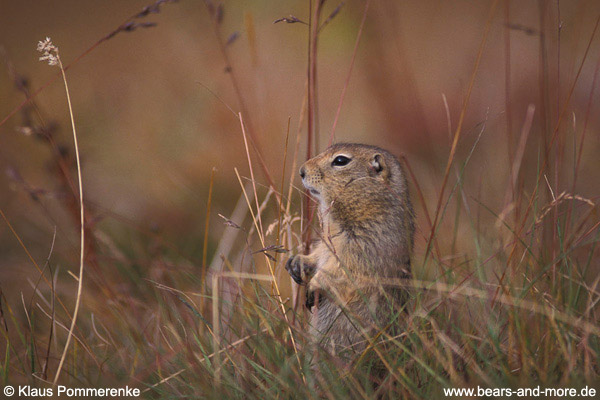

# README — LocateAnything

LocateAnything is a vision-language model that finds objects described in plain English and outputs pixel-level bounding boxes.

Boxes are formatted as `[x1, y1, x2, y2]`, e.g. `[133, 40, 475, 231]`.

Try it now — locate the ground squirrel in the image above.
[286, 143, 414, 359]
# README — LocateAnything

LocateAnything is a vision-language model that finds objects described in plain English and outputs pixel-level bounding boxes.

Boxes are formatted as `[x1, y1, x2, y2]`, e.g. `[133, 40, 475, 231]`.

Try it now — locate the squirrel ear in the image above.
[371, 154, 389, 179]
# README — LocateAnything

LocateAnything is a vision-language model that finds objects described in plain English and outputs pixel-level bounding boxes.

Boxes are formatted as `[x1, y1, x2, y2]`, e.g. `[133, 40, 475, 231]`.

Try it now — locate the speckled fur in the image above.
[286, 143, 414, 359]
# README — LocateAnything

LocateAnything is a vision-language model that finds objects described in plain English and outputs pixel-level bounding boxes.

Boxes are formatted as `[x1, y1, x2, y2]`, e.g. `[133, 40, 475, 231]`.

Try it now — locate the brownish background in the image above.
[1, 0, 599, 295]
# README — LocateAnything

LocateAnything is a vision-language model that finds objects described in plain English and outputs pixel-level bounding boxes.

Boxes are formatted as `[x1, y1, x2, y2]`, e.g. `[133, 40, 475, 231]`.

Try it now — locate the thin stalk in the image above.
[424, 0, 500, 264]
[53, 56, 85, 385]
[200, 167, 216, 309]
[329, 0, 371, 146]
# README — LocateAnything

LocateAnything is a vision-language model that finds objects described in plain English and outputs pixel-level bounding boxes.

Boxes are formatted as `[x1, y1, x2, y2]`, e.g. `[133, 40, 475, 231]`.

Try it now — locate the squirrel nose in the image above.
[299, 167, 306, 179]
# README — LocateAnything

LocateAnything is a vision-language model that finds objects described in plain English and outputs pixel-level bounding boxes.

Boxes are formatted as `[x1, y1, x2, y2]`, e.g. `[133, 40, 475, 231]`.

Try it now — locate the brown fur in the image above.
[286, 143, 414, 359]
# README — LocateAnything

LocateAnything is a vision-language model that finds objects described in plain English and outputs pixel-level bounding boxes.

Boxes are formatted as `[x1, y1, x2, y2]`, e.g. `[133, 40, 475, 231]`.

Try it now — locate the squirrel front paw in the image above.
[285, 255, 316, 285]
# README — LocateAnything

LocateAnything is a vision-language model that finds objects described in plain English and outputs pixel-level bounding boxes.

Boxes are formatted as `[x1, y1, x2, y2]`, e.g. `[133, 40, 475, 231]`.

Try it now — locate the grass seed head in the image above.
[37, 37, 59, 66]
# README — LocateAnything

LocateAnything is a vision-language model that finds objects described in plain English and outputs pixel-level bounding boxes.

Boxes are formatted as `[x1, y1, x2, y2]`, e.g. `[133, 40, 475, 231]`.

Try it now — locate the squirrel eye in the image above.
[331, 155, 351, 167]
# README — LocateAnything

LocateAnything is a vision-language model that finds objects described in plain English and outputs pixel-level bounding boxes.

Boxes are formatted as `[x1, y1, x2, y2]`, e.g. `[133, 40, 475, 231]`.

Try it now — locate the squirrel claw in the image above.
[285, 256, 304, 285]
[305, 291, 315, 311]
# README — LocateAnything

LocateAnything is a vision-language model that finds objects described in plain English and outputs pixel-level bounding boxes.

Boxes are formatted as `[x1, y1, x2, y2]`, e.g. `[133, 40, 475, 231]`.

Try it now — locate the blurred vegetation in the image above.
[0, 0, 599, 398]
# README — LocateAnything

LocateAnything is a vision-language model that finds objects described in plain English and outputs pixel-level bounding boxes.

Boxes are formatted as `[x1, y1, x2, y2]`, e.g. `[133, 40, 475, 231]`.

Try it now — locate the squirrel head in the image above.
[299, 143, 413, 244]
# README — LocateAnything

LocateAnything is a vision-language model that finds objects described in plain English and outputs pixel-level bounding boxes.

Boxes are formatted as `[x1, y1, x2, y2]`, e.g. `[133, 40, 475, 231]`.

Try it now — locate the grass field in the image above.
[0, 0, 599, 398]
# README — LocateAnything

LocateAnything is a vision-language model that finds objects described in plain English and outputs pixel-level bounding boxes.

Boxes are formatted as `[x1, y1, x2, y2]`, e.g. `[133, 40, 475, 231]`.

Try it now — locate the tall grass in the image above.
[0, 0, 598, 398]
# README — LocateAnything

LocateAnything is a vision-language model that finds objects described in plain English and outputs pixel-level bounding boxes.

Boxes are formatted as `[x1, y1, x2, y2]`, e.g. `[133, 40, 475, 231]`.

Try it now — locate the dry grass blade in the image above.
[239, 113, 265, 236]
[286, 85, 308, 317]
[203, 2, 282, 208]
[425, 0, 500, 261]
[233, 168, 306, 383]
[328, 0, 371, 146]
[212, 274, 221, 387]
[383, 278, 600, 337]
[501, 14, 600, 297]
[399, 155, 441, 260]
[575, 53, 600, 176]
[37, 41, 87, 385]
[319, 1, 346, 33]
[502, 104, 535, 208]
[200, 167, 216, 301]
[141, 368, 185, 394]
